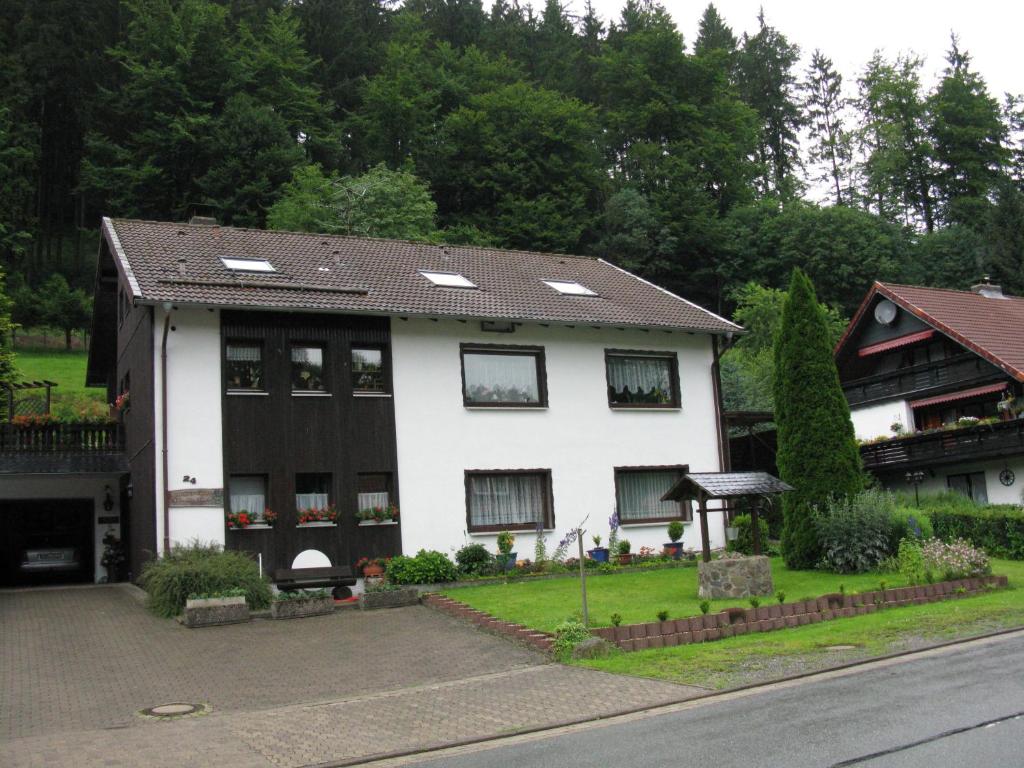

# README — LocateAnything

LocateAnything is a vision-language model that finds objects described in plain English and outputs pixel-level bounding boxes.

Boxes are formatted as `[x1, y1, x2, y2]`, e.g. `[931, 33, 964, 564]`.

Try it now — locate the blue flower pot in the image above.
[588, 547, 610, 563]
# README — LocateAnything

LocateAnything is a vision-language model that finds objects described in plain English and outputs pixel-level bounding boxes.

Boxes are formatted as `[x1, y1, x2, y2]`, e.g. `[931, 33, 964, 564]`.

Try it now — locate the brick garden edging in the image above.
[591, 575, 1010, 652]
[422, 593, 555, 653]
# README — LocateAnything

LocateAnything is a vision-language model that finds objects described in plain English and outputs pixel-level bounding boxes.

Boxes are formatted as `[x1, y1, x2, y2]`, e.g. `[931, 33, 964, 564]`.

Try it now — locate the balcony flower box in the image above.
[227, 509, 275, 530]
[297, 505, 339, 527]
[355, 504, 400, 525]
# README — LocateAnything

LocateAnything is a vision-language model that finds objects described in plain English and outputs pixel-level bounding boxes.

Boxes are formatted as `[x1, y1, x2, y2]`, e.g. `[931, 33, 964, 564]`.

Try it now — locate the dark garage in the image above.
[0, 498, 95, 587]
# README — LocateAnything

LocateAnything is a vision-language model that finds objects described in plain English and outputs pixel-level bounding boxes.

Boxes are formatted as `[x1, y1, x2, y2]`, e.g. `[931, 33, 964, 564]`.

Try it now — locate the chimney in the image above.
[188, 215, 218, 226]
[971, 276, 1005, 299]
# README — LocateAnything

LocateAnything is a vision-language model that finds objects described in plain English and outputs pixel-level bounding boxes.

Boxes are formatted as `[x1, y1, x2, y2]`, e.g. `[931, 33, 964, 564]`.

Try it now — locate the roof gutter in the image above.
[131, 298, 744, 336]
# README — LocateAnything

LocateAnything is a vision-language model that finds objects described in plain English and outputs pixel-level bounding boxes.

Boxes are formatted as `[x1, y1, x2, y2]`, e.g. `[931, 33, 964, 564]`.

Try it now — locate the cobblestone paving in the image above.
[2, 585, 702, 767]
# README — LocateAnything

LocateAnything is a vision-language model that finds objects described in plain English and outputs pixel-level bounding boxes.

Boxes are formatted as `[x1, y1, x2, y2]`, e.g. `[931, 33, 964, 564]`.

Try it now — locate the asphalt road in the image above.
[399, 632, 1024, 768]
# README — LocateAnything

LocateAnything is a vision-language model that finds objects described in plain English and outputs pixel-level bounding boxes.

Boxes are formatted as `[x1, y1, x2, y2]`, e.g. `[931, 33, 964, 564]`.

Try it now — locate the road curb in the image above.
[315, 624, 1024, 767]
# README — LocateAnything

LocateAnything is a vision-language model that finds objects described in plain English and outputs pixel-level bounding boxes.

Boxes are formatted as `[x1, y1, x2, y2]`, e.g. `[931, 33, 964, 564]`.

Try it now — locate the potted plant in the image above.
[355, 504, 400, 525]
[297, 505, 339, 526]
[616, 539, 632, 565]
[587, 534, 609, 563]
[271, 589, 334, 620]
[100, 531, 126, 582]
[495, 530, 517, 571]
[263, 509, 277, 527]
[226, 510, 252, 529]
[664, 520, 684, 559]
[356, 556, 387, 579]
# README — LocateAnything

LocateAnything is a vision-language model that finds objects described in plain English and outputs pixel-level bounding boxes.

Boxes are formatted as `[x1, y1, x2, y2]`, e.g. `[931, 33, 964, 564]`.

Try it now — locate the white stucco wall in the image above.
[851, 399, 913, 442]
[882, 456, 1024, 507]
[152, 306, 226, 552]
[391, 318, 727, 560]
[0, 475, 124, 582]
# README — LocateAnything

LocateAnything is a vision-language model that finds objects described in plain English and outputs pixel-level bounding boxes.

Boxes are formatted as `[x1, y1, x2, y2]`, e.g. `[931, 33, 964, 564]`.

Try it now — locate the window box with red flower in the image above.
[356, 504, 399, 526]
[227, 508, 275, 530]
[296, 505, 339, 527]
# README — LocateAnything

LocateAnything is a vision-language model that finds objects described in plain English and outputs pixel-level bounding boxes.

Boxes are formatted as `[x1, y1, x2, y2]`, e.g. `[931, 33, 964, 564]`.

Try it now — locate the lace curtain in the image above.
[468, 474, 544, 527]
[607, 356, 671, 398]
[227, 345, 260, 361]
[357, 492, 389, 510]
[295, 493, 329, 509]
[617, 471, 679, 521]
[230, 476, 266, 521]
[463, 353, 540, 403]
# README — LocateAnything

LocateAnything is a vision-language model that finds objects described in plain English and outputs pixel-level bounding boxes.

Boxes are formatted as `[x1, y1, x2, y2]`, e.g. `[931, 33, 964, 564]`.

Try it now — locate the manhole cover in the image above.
[138, 702, 210, 720]
[825, 644, 858, 650]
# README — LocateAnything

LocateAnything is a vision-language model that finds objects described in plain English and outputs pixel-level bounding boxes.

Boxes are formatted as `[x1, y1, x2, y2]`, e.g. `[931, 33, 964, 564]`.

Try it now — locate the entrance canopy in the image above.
[661, 472, 793, 562]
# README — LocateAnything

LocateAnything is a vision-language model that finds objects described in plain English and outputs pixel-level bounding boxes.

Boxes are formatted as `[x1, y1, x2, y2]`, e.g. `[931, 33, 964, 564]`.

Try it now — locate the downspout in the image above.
[711, 333, 733, 546]
[161, 306, 172, 555]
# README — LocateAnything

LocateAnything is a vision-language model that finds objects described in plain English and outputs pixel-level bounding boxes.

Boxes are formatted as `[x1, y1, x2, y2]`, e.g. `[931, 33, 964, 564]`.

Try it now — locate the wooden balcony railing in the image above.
[0, 422, 124, 454]
[843, 355, 1000, 407]
[860, 417, 1024, 471]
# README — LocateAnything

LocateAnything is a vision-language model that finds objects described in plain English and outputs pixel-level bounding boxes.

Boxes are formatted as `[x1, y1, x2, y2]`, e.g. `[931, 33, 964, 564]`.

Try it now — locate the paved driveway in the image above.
[1, 585, 702, 767]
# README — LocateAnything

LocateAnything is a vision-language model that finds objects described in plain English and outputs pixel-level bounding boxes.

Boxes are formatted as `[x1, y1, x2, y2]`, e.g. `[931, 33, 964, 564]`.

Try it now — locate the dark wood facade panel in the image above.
[221, 311, 400, 572]
[116, 290, 155, 582]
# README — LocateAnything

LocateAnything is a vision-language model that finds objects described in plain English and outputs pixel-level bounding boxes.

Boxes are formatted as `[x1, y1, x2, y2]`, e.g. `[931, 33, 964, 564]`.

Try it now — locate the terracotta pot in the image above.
[617, 553, 633, 565]
[362, 564, 385, 578]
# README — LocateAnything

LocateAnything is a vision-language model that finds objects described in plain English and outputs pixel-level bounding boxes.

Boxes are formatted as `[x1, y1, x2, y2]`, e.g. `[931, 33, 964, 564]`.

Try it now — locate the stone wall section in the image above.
[698, 555, 774, 599]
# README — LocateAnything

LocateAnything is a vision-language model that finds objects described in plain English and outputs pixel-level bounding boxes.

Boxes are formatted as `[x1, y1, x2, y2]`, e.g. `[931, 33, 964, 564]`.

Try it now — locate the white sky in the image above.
[574, 0, 1024, 100]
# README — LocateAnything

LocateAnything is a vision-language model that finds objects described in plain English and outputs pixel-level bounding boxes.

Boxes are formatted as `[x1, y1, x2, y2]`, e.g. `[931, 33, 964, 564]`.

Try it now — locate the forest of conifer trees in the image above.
[1, 0, 1022, 334]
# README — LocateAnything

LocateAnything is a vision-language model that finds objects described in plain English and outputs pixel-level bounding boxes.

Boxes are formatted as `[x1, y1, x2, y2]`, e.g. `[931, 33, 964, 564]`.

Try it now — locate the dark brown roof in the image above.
[103, 218, 739, 334]
[836, 282, 1024, 381]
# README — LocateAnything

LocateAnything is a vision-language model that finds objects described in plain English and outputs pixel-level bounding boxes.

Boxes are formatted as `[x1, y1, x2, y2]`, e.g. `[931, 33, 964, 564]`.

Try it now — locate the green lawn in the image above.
[578, 559, 1024, 688]
[443, 558, 1024, 689]
[443, 557, 914, 632]
[12, 348, 107, 419]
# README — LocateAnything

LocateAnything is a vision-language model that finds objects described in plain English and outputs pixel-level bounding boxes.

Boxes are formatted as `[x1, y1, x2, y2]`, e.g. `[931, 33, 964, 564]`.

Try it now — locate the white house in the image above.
[1, 216, 741, 584]
[836, 281, 1024, 505]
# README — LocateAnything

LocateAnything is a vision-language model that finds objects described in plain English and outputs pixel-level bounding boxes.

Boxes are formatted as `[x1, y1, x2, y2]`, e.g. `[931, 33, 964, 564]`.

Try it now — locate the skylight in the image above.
[419, 270, 477, 289]
[220, 256, 276, 273]
[543, 279, 597, 297]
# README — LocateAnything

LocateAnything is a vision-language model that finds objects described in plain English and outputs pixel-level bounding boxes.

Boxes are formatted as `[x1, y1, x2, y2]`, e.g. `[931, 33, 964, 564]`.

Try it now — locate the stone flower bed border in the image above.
[592, 575, 1009, 652]
[422, 593, 554, 652]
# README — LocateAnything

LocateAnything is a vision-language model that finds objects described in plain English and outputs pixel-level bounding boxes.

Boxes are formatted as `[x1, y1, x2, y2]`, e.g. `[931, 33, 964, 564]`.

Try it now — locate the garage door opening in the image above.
[0, 499, 95, 587]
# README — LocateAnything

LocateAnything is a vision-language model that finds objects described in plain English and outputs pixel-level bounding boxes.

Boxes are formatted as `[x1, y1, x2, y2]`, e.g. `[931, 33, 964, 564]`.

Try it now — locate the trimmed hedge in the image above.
[929, 505, 1024, 560]
[139, 541, 272, 617]
[386, 549, 458, 584]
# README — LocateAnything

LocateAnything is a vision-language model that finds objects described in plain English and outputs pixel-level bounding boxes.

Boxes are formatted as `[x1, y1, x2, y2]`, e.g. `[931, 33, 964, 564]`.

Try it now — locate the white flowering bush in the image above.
[921, 537, 990, 581]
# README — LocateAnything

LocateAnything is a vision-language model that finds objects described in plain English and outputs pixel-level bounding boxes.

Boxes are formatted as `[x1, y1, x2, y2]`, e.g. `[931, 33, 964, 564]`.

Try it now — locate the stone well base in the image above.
[698, 556, 774, 599]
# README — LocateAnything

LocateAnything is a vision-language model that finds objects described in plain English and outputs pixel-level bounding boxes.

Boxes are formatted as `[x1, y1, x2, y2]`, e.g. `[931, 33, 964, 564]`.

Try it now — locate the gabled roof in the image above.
[661, 472, 793, 501]
[836, 282, 1024, 382]
[101, 218, 740, 334]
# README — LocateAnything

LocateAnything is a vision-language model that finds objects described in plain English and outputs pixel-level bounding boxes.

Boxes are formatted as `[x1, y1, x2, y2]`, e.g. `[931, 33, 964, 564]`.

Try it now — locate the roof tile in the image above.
[104, 218, 739, 334]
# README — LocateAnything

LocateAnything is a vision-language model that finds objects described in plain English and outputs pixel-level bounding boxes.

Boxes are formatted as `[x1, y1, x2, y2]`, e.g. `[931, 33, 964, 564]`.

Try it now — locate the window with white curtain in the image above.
[357, 472, 391, 511]
[226, 343, 263, 391]
[461, 346, 545, 406]
[230, 475, 267, 523]
[615, 468, 689, 523]
[605, 352, 679, 407]
[466, 471, 552, 531]
[296, 473, 331, 510]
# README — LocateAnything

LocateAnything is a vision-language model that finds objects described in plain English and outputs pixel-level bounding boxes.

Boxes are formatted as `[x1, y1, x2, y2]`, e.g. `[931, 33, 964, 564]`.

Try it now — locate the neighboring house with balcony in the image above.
[835, 281, 1024, 505]
[0, 216, 740, 585]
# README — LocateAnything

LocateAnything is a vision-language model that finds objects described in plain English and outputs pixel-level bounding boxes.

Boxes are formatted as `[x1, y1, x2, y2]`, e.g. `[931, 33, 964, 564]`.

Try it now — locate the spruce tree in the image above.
[773, 268, 863, 570]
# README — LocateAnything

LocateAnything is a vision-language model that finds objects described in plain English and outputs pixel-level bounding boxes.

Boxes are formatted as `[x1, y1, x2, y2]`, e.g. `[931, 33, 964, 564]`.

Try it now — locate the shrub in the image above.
[814, 489, 894, 573]
[667, 520, 684, 543]
[138, 541, 271, 617]
[386, 549, 458, 584]
[925, 500, 1024, 559]
[617, 539, 631, 555]
[889, 507, 934, 553]
[921, 538, 990, 580]
[727, 514, 770, 555]
[454, 543, 495, 576]
[897, 538, 927, 584]
[552, 619, 593, 659]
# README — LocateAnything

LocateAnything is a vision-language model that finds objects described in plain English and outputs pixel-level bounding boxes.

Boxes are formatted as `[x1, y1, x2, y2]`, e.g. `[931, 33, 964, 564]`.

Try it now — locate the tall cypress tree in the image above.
[773, 268, 863, 570]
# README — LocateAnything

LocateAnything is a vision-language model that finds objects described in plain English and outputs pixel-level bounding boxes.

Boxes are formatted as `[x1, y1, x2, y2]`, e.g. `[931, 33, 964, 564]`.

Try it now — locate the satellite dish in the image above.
[874, 299, 898, 326]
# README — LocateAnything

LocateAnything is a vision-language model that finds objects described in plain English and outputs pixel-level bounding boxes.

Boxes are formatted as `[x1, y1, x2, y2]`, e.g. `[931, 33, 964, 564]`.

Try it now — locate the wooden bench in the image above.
[273, 566, 357, 598]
